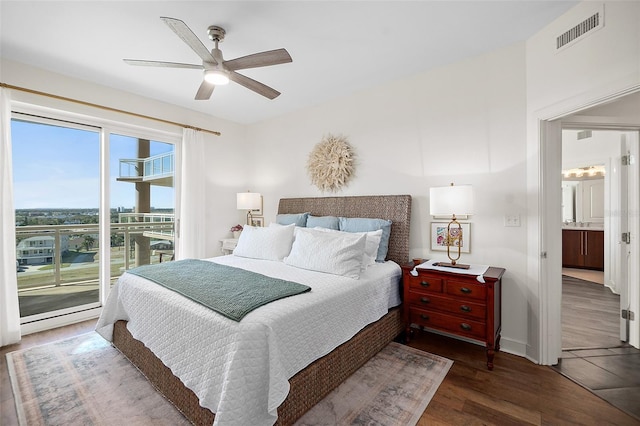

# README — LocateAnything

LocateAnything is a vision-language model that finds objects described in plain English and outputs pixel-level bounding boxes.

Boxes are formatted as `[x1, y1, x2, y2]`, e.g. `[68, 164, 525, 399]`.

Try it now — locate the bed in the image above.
[97, 194, 411, 426]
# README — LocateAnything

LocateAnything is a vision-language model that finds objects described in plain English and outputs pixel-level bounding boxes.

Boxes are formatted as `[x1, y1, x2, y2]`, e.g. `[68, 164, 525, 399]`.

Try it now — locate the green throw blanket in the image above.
[126, 259, 311, 321]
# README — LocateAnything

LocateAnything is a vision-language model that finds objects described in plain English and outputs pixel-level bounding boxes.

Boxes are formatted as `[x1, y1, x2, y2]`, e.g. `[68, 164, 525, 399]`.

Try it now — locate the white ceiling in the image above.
[1, 1, 578, 125]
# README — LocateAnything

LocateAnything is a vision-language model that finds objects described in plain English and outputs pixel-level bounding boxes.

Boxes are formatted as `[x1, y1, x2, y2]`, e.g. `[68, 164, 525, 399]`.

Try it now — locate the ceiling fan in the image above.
[124, 17, 292, 100]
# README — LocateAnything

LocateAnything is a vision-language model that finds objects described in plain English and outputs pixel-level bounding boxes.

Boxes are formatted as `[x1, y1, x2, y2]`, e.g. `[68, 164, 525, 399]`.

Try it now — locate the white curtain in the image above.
[0, 88, 21, 346]
[176, 128, 207, 259]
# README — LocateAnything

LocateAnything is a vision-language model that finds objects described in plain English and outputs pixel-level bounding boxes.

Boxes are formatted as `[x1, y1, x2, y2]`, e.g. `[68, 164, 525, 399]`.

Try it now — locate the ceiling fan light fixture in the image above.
[204, 69, 229, 85]
[125, 17, 291, 100]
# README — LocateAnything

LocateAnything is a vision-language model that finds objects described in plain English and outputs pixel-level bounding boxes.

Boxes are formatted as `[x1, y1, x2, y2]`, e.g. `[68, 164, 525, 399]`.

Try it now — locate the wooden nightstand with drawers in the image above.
[402, 261, 505, 370]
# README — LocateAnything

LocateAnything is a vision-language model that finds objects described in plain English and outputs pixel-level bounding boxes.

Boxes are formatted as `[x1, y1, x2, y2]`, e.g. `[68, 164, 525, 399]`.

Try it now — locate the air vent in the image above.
[577, 130, 592, 140]
[556, 5, 604, 51]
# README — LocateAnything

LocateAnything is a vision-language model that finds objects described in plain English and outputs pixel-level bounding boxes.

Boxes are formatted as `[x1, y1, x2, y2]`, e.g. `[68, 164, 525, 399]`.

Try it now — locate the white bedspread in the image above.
[95, 256, 401, 426]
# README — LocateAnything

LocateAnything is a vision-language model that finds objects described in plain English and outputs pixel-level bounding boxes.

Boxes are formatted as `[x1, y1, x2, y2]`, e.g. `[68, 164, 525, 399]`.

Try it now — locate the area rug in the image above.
[6, 332, 190, 426]
[294, 342, 453, 425]
[7, 333, 452, 426]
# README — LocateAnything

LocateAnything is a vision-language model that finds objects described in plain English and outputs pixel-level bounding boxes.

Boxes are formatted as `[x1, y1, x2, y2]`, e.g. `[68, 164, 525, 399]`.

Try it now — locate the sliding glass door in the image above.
[109, 134, 175, 280]
[12, 113, 176, 325]
[12, 116, 101, 320]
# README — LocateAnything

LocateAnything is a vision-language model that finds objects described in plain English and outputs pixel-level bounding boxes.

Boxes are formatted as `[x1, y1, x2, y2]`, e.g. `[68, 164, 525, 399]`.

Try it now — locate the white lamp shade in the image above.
[237, 192, 262, 210]
[429, 185, 473, 216]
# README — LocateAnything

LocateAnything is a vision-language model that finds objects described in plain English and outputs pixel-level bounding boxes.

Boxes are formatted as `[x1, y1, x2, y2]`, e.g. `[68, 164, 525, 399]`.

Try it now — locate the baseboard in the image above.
[498, 337, 528, 360]
[21, 308, 101, 335]
[410, 325, 529, 361]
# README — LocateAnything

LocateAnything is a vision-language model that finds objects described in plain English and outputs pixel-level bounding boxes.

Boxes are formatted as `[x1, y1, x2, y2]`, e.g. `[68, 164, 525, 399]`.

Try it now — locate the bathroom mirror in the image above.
[562, 164, 605, 224]
[562, 181, 578, 223]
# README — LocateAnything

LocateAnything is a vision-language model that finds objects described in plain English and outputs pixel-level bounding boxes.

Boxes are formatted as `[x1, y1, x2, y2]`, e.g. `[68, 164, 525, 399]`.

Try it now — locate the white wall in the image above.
[526, 1, 640, 363]
[562, 130, 621, 171]
[245, 43, 531, 356]
[527, 2, 640, 116]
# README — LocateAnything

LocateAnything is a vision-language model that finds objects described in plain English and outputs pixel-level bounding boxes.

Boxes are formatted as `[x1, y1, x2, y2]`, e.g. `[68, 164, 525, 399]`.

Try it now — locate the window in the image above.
[12, 110, 178, 326]
[109, 133, 175, 279]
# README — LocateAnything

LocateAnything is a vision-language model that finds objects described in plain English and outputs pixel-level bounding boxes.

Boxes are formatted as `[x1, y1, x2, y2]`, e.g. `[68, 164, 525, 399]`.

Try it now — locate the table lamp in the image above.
[429, 183, 473, 269]
[237, 191, 262, 225]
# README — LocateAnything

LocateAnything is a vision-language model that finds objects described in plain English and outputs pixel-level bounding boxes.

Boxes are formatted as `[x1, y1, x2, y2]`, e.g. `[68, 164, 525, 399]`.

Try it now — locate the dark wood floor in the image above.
[408, 329, 639, 425]
[562, 274, 621, 350]
[3, 319, 638, 426]
[554, 274, 640, 422]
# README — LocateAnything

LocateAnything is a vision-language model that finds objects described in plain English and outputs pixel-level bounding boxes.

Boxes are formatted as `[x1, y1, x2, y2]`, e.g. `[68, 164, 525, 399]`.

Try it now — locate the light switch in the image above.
[504, 214, 521, 227]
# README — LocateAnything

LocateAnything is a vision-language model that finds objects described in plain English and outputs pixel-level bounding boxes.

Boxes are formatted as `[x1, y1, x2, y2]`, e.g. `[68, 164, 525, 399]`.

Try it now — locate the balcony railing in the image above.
[119, 151, 174, 181]
[118, 212, 175, 223]
[15, 221, 174, 292]
[118, 213, 175, 239]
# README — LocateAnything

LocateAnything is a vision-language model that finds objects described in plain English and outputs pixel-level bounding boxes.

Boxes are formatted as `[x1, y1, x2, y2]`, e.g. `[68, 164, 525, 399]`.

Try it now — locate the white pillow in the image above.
[284, 227, 366, 279]
[233, 224, 295, 261]
[312, 227, 382, 268]
[269, 222, 304, 237]
[361, 229, 383, 267]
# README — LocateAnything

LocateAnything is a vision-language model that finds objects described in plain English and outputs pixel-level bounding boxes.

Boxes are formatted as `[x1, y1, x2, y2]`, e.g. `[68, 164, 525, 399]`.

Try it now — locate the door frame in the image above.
[538, 89, 640, 364]
[559, 128, 638, 344]
[620, 131, 640, 341]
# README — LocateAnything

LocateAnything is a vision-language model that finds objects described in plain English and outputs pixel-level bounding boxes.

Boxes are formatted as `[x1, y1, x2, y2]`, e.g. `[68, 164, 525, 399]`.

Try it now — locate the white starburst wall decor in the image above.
[307, 134, 355, 193]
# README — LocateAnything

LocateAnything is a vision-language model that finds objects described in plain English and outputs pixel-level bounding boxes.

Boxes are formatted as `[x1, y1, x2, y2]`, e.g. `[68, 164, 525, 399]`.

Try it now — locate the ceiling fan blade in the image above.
[123, 59, 203, 69]
[195, 80, 215, 100]
[160, 16, 216, 64]
[224, 48, 292, 71]
[229, 72, 281, 100]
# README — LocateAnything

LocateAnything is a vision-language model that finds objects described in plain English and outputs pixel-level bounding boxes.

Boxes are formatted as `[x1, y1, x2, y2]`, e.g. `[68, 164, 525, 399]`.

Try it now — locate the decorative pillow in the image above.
[269, 222, 305, 239]
[338, 217, 392, 262]
[306, 215, 339, 230]
[276, 212, 310, 227]
[312, 227, 382, 268]
[233, 224, 295, 261]
[360, 229, 383, 266]
[284, 228, 366, 279]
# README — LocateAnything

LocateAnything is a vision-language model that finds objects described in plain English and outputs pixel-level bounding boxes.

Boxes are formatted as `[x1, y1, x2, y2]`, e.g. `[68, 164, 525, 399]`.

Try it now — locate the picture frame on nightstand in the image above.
[431, 222, 470, 253]
[251, 217, 264, 227]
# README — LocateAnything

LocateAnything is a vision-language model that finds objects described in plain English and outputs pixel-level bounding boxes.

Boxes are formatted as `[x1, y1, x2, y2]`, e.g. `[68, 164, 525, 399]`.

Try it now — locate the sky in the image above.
[11, 119, 174, 209]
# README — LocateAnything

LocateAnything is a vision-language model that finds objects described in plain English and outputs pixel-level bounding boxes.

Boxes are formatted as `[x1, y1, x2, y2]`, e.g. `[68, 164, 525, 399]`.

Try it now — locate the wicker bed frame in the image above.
[112, 194, 412, 425]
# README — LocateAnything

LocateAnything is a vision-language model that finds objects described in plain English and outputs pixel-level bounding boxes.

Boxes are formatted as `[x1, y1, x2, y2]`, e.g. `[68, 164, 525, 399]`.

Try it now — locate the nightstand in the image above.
[402, 260, 505, 370]
[220, 238, 239, 255]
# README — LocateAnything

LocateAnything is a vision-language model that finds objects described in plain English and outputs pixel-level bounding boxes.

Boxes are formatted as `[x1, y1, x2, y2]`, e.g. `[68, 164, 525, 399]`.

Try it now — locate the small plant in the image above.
[230, 224, 243, 232]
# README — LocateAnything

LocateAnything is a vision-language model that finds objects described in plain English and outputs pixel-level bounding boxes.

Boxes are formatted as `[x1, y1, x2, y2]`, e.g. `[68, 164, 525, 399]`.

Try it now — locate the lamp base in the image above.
[433, 262, 471, 270]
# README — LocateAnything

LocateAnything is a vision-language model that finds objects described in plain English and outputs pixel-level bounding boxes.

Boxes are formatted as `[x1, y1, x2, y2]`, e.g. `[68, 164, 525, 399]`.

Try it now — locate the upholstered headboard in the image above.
[278, 195, 412, 265]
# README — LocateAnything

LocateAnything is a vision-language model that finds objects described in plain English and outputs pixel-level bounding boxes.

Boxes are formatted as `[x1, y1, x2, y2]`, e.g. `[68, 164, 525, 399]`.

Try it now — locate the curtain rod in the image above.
[0, 82, 221, 136]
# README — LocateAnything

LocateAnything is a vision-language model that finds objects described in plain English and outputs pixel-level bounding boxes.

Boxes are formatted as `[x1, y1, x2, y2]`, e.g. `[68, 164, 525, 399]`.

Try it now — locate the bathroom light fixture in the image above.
[562, 165, 605, 179]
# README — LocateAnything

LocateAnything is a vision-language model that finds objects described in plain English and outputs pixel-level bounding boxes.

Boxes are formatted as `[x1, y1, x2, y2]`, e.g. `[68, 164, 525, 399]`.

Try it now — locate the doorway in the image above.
[555, 129, 640, 423]
[561, 129, 625, 350]
[538, 90, 640, 366]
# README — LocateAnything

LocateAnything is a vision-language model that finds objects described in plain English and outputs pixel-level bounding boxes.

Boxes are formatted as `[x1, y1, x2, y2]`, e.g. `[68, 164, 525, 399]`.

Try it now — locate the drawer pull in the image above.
[460, 287, 472, 294]
[420, 314, 430, 321]
[420, 281, 431, 288]
[460, 323, 472, 331]
[420, 297, 430, 304]
[460, 305, 471, 313]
